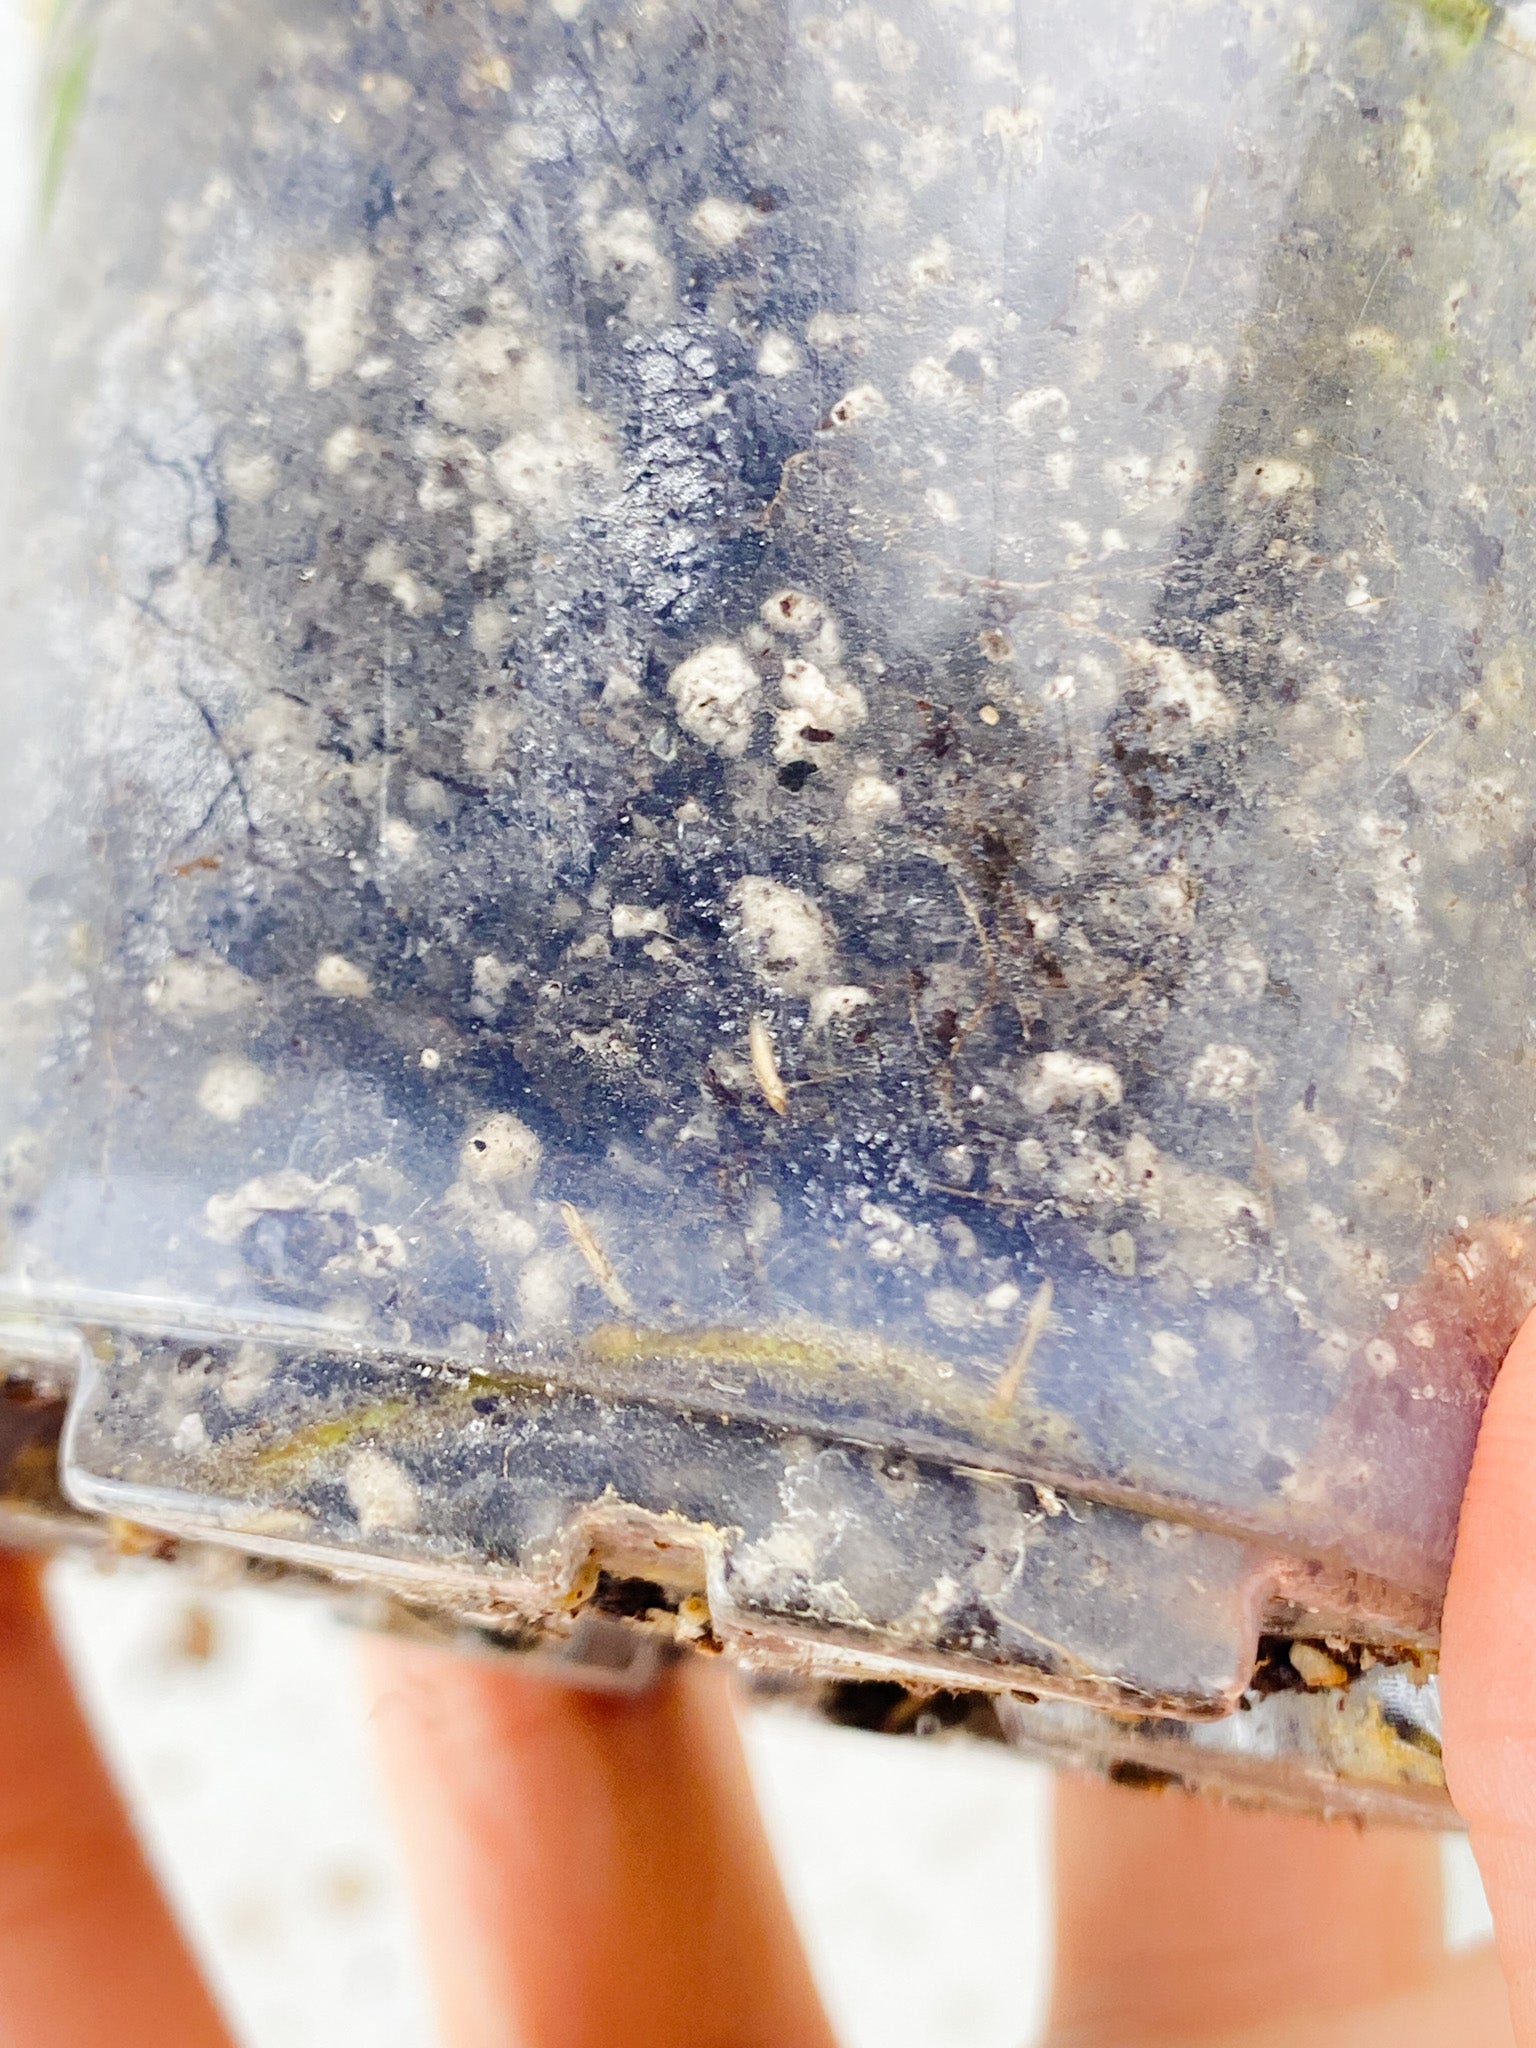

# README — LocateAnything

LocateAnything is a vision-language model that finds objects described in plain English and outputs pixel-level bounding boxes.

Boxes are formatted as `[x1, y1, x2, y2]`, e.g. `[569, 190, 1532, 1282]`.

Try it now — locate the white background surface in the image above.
[0, 7, 1492, 2042]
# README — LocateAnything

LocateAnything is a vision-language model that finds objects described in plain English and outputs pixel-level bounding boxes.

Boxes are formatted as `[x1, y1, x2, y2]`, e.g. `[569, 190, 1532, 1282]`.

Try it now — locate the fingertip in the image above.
[1443, 1305, 1536, 1825]
[360, 1635, 837, 2048]
[0, 1551, 234, 2048]
[1442, 1306, 1536, 2035]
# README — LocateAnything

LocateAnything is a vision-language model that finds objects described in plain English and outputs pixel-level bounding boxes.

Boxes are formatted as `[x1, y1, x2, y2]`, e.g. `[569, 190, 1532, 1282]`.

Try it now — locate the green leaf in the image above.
[1413, 0, 1494, 44]
[39, 32, 96, 221]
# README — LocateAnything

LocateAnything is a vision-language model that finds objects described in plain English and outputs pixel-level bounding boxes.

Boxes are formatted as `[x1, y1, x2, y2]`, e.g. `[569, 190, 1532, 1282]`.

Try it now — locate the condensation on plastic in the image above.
[2, 0, 1534, 1816]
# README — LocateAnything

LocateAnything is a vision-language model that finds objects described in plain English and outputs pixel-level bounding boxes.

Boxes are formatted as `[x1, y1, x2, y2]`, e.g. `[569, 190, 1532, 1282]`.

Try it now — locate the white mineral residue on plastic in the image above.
[730, 876, 836, 995]
[146, 958, 257, 1020]
[610, 903, 669, 939]
[579, 192, 674, 324]
[458, 1111, 542, 1187]
[729, 1521, 864, 1627]
[300, 251, 375, 389]
[343, 1449, 420, 1535]
[1186, 1043, 1262, 1105]
[860, 1201, 940, 1274]
[804, 309, 862, 352]
[465, 954, 511, 1020]
[321, 421, 377, 474]
[460, 1205, 540, 1266]
[690, 195, 758, 249]
[1016, 1052, 1123, 1115]
[824, 383, 889, 428]
[1133, 641, 1236, 739]
[1149, 1330, 1197, 1380]
[516, 1247, 572, 1329]
[224, 447, 281, 504]
[774, 657, 867, 764]
[197, 1056, 270, 1123]
[668, 641, 761, 756]
[314, 954, 374, 1000]
[756, 330, 801, 377]
[204, 1172, 361, 1246]
[219, 1342, 278, 1412]
[488, 410, 613, 525]
[842, 773, 900, 828]
[810, 984, 872, 1032]
[362, 541, 442, 617]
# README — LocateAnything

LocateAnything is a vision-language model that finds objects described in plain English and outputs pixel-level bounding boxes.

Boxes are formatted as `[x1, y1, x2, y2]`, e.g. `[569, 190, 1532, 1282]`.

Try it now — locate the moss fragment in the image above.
[1412, 0, 1493, 44]
[39, 33, 95, 220]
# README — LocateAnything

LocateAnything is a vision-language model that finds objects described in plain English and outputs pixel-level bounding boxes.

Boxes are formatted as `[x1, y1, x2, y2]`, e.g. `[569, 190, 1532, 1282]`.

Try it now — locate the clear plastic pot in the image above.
[2, 0, 1532, 1819]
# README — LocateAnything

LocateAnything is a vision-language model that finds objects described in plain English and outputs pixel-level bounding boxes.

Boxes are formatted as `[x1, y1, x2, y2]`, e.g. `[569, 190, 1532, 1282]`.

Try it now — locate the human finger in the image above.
[365, 1636, 838, 2048]
[1441, 1304, 1536, 2041]
[1060, 1945, 1511, 2048]
[0, 1552, 232, 2048]
[1045, 1767, 1447, 2045]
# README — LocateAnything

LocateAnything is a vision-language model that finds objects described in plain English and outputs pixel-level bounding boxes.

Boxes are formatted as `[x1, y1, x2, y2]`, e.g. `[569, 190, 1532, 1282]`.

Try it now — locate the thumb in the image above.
[1441, 1305, 1536, 2040]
